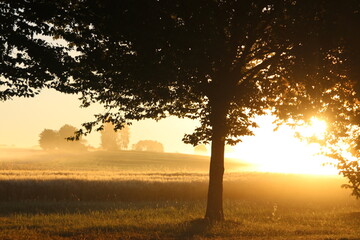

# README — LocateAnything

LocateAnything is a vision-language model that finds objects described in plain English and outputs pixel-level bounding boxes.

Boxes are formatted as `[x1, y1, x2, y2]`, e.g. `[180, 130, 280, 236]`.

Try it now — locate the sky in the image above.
[0, 89, 338, 174]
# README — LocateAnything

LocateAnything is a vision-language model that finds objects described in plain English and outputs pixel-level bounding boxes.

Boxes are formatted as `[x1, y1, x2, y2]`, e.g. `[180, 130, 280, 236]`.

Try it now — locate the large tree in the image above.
[55, 1, 298, 221]
[2, 0, 360, 221]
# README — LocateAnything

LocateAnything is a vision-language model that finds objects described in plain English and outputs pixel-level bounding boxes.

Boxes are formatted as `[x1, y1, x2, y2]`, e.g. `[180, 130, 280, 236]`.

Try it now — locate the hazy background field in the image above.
[0, 148, 355, 203]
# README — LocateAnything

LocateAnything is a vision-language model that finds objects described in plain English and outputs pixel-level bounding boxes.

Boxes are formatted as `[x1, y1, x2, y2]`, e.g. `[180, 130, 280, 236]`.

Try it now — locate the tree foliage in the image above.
[0, 0, 76, 100]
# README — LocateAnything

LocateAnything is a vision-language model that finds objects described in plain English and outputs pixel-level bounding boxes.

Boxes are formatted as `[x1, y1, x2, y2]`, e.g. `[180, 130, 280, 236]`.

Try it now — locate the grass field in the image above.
[0, 148, 359, 239]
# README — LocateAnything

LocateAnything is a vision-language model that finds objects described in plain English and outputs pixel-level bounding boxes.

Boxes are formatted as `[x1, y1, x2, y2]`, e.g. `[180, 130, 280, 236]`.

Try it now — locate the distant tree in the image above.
[100, 122, 120, 151]
[118, 125, 130, 150]
[39, 129, 59, 150]
[58, 124, 86, 151]
[194, 144, 207, 155]
[100, 123, 130, 151]
[133, 140, 164, 153]
[39, 125, 86, 151]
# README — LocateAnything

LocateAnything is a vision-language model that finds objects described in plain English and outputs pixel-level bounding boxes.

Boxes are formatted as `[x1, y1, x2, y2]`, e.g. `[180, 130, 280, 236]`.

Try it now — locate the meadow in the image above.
[0, 148, 359, 240]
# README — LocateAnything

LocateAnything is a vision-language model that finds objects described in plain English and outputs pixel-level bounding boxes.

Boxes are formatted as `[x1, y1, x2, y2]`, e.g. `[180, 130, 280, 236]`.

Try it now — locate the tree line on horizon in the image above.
[38, 122, 164, 152]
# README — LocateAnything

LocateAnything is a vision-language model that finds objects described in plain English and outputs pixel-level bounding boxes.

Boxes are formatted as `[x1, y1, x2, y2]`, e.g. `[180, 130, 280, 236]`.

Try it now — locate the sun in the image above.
[297, 117, 327, 140]
[227, 115, 337, 175]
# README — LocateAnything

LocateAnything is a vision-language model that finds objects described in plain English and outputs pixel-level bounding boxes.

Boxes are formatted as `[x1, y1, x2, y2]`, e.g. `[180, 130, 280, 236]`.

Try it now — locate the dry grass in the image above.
[0, 201, 359, 240]
[0, 148, 360, 239]
[0, 172, 353, 204]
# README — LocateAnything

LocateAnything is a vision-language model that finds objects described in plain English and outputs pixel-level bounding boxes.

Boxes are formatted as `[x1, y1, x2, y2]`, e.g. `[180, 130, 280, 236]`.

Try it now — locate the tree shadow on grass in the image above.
[0, 201, 151, 217]
[176, 218, 242, 240]
[345, 211, 360, 218]
[177, 218, 211, 239]
[51, 221, 211, 240]
[55, 226, 147, 239]
[341, 211, 360, 225]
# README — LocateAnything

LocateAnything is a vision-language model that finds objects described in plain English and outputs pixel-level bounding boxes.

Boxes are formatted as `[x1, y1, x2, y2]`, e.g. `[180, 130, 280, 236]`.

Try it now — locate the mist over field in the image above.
[0, 147, 354, 203]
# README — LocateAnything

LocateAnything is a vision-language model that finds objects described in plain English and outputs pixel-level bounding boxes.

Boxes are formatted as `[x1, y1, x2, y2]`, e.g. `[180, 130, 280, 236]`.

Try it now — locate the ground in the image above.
[0, 148, 359, 239]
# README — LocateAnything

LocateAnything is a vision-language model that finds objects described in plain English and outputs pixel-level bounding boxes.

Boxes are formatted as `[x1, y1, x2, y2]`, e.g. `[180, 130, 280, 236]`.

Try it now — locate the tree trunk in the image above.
[205, 105, 227, 222]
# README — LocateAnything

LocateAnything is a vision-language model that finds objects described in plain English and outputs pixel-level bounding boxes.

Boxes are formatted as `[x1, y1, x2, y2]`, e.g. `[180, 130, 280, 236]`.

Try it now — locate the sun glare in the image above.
[227, 115, 337, 175]
[297, 117, 327, 140]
